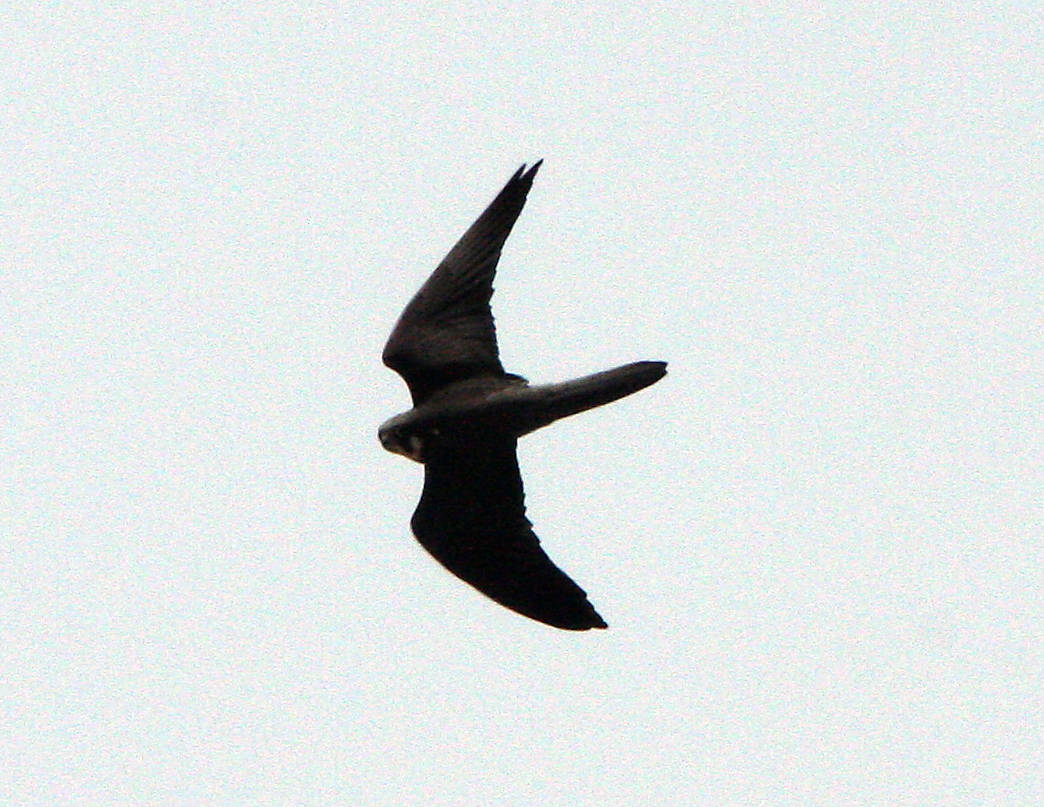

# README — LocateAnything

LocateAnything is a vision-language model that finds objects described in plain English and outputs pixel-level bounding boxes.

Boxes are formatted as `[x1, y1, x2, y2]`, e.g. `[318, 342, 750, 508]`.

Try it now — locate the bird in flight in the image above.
[379, 161, 666, 630]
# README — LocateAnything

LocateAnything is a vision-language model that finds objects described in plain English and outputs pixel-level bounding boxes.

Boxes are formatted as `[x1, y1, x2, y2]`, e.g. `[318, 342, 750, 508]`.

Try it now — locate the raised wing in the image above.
[383, 162, 541, 404]
[411, 436, 607, 630]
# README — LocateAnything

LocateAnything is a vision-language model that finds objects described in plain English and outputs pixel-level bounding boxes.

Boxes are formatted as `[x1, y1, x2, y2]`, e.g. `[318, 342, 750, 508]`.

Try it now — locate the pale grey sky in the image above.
[3, 3, 1041, 805]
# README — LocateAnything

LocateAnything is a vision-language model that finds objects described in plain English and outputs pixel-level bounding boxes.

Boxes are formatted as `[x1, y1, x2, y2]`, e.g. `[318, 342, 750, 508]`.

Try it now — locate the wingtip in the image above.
[515, 159, 543, 184]
[542, 605, 607, 631]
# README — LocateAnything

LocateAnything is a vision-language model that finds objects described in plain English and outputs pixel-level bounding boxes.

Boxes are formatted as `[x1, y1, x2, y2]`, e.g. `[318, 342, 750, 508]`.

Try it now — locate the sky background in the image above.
[3, 3, 1041, 805]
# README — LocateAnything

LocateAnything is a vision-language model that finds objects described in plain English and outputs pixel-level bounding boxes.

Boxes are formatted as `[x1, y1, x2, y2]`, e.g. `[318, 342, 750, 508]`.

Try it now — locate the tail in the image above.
[519, 361, 667, 434]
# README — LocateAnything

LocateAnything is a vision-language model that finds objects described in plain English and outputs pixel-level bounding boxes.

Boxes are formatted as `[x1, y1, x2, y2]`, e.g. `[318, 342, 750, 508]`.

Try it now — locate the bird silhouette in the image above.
[379, 162, 666, 630]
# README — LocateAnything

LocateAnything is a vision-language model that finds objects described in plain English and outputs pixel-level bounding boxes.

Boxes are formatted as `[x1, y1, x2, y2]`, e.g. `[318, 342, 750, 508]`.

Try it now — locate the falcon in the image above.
[379, 161, 666, 630]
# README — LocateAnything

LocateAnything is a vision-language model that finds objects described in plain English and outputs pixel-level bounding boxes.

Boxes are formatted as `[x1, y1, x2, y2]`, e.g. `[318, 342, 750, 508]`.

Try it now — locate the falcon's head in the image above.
[378, 412, 434, 463]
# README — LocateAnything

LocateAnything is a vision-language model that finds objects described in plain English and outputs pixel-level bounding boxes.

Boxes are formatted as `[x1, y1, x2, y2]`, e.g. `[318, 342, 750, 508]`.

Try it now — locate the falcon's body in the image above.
[379, 162, 666, 630]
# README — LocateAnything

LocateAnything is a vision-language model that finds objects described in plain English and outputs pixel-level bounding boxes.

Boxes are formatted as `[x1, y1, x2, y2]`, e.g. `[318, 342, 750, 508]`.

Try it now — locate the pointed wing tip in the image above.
[513, 159, 543, 184]
[536, 604, 608, 631]
[560, 618, 608, 632]
[531, 616, 608, 631]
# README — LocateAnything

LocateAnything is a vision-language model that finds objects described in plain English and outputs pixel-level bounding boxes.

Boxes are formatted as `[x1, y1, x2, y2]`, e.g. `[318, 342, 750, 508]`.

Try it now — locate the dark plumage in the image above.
[379, 162, 666, 630]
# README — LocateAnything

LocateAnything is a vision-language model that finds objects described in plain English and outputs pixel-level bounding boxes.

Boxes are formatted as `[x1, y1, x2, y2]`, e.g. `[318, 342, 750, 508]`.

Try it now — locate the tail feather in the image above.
[520, 361, 667, 433]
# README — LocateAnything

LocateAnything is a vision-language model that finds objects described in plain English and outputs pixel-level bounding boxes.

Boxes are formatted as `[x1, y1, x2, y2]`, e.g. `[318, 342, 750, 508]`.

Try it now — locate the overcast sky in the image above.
[3, 3, 1041, 805]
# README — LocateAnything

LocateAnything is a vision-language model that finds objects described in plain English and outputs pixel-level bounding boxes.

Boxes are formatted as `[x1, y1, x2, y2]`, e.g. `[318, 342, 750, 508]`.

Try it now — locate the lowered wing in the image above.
[410, 435, 606, 631]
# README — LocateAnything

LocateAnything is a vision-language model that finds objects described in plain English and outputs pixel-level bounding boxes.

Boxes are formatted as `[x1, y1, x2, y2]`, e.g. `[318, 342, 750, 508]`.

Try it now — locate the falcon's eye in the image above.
[379, 427, 404, 453]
